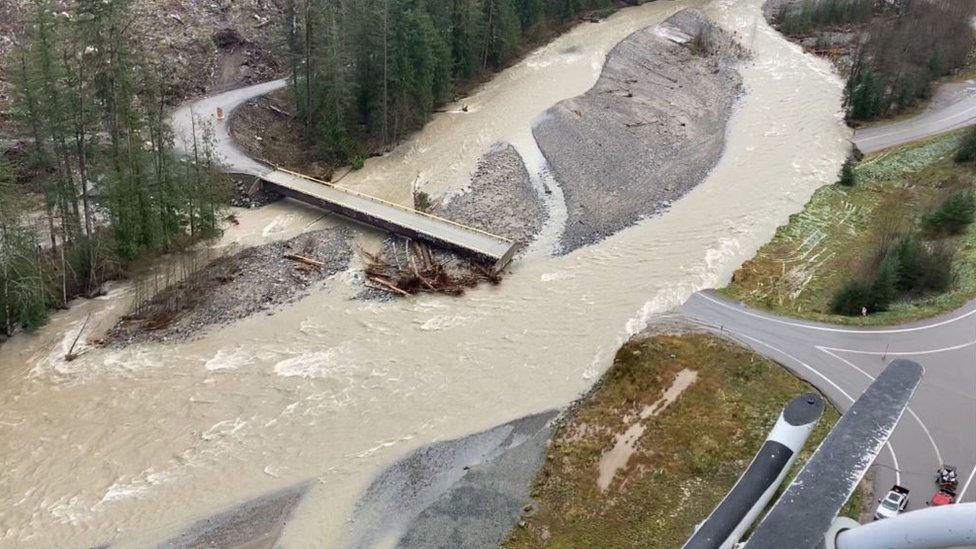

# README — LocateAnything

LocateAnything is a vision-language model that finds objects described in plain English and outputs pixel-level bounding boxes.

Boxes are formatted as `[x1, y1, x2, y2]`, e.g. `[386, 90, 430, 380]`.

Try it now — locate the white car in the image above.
[874, 485, 910, 520]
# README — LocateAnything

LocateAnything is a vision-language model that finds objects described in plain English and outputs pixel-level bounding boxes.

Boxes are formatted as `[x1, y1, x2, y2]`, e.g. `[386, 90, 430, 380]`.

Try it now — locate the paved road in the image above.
[262, 170, 517, 266]
[680, 291, 976, 514]
[853, 79, 976, 155]
[170, 78, 287, 177]
[169, 80, 518, 266]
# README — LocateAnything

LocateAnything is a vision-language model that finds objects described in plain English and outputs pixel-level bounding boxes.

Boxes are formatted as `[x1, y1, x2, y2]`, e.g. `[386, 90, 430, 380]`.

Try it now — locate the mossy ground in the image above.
[722, 130, 976, 325]
[504, 333, 852, 549]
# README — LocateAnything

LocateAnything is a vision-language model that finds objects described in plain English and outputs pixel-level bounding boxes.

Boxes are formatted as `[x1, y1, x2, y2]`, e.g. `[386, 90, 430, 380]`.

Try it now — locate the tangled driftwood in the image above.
[362, 240, 500, 297]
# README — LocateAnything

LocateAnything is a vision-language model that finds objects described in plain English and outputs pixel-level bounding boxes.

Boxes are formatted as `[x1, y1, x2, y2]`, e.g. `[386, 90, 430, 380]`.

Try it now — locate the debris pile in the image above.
[231, 177, 282, 208]
[362, 240, 500, 297]
[103, 227, 352, 346]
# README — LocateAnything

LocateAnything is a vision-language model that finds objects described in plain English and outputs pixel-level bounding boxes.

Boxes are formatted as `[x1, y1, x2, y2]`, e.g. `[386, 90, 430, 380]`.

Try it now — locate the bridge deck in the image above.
[259, 169, 519, 270]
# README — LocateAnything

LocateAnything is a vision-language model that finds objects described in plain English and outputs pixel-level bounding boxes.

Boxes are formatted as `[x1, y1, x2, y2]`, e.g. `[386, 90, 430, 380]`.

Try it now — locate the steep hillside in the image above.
[0, 0, 282, 139]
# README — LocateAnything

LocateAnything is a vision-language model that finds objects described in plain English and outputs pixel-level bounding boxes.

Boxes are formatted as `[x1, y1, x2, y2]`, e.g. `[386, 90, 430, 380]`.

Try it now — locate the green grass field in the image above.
[722, 131, 976, 325]
[504, 333, 854, 548]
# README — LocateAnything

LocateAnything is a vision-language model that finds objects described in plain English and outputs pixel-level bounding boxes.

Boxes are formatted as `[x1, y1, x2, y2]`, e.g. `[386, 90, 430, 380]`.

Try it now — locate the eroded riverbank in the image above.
[0, 0, 850, 545]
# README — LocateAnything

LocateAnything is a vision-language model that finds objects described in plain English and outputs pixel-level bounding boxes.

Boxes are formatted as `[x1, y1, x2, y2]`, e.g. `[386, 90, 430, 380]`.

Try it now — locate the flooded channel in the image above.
[0, 0, 850, 546]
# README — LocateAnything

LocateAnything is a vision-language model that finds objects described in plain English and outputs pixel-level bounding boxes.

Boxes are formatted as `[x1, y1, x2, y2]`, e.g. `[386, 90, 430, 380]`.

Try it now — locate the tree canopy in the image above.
[1, 0, 228, 336]
[280, 0, 616, 164]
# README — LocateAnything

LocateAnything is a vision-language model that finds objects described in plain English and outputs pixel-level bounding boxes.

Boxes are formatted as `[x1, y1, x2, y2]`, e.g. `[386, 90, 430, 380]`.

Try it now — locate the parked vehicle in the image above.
[936, 465, 958, 491]
[874, 485, 910, 519]
[928, 465, 958, 506]
[928, 489, 956, 506]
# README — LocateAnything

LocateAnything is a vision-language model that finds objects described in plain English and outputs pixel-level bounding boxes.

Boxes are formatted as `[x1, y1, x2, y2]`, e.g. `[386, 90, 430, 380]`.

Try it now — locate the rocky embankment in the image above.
[229, 92, 326, 177]
[534, 9, 746, 253]
[345, 411, 558, 548]
[105, 227, 352, 346]
[437, 143, 548, 245]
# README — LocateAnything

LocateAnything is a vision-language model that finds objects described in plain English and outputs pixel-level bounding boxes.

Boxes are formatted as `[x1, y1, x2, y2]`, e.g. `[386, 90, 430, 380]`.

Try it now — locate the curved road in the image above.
[681, 291, 976, 514]
[172, 70, 976, 520]
[171, 78, 287, 177]
[853, 79, 976, 155]
[170, 79, 517, 265]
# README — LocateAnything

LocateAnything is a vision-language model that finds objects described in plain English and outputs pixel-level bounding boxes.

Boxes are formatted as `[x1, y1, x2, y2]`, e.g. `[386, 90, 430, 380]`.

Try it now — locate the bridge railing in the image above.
[266, 164, 514, 246]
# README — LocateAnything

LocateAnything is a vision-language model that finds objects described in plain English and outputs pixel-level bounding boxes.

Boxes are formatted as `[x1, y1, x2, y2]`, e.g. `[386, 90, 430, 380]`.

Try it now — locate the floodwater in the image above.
[0, 0, 850, 546]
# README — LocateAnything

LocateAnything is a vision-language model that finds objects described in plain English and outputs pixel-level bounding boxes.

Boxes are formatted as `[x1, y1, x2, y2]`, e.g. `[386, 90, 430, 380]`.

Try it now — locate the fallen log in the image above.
[269, 104, 292, 117]
[283, 253, 325, 267]
[367, 276, 410, 296]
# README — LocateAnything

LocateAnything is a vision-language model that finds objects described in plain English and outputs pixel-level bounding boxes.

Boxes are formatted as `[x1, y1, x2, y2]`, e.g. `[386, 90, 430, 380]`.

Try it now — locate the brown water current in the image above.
[0, 0, 850, 546]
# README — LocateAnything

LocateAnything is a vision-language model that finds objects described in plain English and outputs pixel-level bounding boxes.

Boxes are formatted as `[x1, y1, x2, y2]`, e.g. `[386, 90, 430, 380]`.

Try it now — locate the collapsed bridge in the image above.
[171, 79, 519, 272]
[256, 167, 518, 270]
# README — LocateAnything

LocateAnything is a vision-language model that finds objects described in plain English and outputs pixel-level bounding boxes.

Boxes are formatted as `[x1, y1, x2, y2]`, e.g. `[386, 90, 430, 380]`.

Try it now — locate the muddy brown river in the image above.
[0, 0, 850, 546]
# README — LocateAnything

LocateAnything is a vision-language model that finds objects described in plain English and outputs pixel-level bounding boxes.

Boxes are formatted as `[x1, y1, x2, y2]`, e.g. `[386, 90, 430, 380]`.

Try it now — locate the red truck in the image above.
[928, 465, 958, 506]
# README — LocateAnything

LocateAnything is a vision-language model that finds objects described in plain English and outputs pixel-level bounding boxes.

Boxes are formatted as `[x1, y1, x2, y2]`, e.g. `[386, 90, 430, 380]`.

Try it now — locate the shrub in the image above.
[833, 232, 956, 315]
[832, 279, 874, 315]
[894, 235, 953, 294]
[922, 188, 975, 236]
[777, 10, 813, 35]
[413, 190, 432, 212]
[775, 0, 875, 36]
[832, 250, 900, 315]
[689, 26, 715, 56]
[838, 154, 857, 186]
[955, 127, 976, 163]
[350, 155, 365, 171]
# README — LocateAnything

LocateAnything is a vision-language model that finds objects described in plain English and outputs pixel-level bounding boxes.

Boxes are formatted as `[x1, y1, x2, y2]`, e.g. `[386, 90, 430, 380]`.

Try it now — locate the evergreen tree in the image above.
[515, 0, 542, 30]
[3, 0, 231, 333]
[837, 154, 857, 186]
[275, 0, 626, 168]
[844, 55, 884, 120]
[0, 155, 51, 334]
[556, 0, 584, 20]
[482, 0, 522, 69]
[894, 234, 953, 294]
[869, 251, 900, 311]
[922, 188, 976, 236]
[451, 0, 484, 78]
[955, 126, 976, 163]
